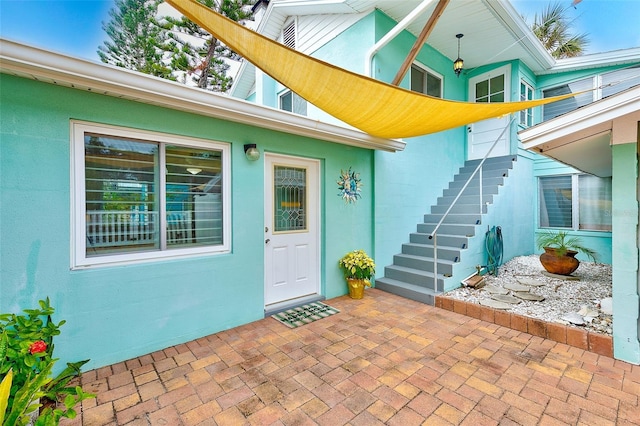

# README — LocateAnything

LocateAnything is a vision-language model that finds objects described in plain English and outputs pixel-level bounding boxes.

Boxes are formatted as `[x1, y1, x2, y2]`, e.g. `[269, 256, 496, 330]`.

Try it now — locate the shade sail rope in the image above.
[165, 0, 583, 139]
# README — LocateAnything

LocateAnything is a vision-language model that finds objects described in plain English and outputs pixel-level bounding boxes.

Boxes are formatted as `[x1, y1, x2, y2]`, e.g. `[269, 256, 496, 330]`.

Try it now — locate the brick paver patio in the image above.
[62, 289, 640, 425]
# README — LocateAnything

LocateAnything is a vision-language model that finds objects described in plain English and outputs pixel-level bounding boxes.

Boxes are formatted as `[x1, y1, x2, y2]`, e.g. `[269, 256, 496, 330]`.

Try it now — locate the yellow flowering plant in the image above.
[338, 250, 376, 284]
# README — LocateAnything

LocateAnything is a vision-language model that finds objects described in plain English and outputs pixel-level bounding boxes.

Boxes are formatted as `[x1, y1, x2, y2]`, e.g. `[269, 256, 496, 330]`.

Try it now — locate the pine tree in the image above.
[98, 0, 173, 79]
[531, 1, 589, 59]
[159, 0, 256, 91]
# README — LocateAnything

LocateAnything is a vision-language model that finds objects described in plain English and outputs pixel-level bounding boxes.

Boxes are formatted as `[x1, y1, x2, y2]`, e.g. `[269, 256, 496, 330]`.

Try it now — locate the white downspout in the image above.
[364, 0, 436, 78]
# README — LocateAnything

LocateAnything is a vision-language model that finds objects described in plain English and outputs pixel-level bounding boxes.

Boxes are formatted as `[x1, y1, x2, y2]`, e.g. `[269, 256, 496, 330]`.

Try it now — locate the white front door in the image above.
[264, 154, 320, 306]
[468, 65, 511, 160]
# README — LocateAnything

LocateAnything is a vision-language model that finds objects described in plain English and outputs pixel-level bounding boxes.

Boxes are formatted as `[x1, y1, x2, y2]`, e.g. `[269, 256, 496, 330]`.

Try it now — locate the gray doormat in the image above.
[271, 302, 340, 328]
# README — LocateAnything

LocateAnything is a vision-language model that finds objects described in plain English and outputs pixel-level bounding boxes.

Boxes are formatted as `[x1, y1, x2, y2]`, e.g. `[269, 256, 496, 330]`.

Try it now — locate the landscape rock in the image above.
[504, 282, 530, 292]
[600, 297, 613, 315]
[479, 299, 513, 310]
[562, 312, 585, 325]
[517, 277, 545, 287]
[513, 292, 545, 301]
[444, 255, 612, 336]
[490, 294, 521, 304]
[484, 285, 509, 295]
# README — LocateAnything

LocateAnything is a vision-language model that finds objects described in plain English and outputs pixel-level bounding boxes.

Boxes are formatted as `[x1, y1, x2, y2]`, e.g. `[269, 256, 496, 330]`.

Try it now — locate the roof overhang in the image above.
[546, 48, 640, 74]
[520, 86, 640, 177]
[231, 0, 556, 99]
[0, 39, 405, 152]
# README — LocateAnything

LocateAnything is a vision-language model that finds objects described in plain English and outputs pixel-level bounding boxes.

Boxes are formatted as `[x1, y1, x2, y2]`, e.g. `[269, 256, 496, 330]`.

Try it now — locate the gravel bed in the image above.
[444, 254, 613, 335]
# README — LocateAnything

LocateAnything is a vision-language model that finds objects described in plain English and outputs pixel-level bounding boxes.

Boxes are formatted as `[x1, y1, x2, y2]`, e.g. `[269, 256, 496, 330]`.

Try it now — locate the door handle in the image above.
[265, 239, 270, 244]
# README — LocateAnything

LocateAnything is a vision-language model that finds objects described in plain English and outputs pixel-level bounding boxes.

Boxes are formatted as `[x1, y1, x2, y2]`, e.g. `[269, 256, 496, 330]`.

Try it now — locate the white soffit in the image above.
[520, 86, 640, 177]
[232, 0, 554, 99]
[0, 39, 405, 153]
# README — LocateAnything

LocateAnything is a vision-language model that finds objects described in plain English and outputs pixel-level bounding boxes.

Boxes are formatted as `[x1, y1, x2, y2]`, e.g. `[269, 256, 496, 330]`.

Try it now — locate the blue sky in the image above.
[511, 0, 640, 54]
[1, 0, 639, 61]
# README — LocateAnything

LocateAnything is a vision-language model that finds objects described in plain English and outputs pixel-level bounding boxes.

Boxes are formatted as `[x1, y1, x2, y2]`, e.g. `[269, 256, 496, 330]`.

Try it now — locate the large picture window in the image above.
[538, 174, 612, 232]
[72, 122, 230, 268]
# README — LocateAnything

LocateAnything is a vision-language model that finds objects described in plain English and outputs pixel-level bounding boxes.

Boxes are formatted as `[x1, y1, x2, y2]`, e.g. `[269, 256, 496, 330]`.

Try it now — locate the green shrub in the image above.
[0, 298, 95, 425]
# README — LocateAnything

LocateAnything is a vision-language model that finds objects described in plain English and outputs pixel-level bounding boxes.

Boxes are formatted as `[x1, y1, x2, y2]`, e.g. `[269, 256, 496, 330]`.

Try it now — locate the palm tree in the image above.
[531, 1, 589, 58]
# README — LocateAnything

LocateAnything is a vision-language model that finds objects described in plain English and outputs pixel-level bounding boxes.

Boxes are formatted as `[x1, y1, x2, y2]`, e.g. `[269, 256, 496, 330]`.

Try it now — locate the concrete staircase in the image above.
[375, 155, 516, 305]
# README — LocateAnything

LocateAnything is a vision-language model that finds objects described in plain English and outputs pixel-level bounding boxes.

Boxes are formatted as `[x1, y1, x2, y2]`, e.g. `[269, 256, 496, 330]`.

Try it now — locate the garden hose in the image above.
[485, 226, 503, 276]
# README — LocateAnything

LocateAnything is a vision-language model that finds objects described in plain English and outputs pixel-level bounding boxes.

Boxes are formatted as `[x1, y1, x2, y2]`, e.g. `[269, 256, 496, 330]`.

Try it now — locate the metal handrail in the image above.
[428, 116, 516, 291]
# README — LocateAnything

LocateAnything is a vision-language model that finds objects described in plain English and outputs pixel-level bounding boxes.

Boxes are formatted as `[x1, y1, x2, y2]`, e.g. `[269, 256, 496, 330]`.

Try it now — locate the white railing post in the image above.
[432, 233, 438, 292]
[479, 166, 483, 214]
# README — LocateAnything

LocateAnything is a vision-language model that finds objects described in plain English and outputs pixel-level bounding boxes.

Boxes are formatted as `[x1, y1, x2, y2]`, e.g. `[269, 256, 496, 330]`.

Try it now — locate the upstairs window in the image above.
[519, 80, 534, 127]
[538, 174, 611, 232]
[410, 64, 442, 98]
[542, 77, 594, 121]
[601, 64, 640, 97]
[475, 74, 505, 103]
[542, 65, 640, 121]
[72, 121, 230, 268]
[279, 90, 307, 116]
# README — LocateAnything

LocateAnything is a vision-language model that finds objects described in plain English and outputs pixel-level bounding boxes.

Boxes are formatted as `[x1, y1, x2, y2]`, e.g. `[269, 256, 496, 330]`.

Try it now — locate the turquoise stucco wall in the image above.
[0, 74, 375, 370]
[611, 142, 640, 364]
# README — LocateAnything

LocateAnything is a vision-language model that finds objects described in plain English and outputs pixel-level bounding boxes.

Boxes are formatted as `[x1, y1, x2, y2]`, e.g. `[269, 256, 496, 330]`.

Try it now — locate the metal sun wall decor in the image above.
[337, 167, 362, 204]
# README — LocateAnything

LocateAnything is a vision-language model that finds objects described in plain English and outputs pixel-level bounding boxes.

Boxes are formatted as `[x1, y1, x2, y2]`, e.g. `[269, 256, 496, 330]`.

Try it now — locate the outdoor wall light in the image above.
[244, 143, 260, 161]
[453, 33, 464, 77]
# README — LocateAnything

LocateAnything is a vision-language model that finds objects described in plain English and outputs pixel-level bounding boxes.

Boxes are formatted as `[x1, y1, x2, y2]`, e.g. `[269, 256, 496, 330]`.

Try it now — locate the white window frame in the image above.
[70, 121, 231, 269]
[519, 80, 534, 127]
[538, 173, 612, 232]
[278, 89, 307, 115]
[410, 62, 443, 98]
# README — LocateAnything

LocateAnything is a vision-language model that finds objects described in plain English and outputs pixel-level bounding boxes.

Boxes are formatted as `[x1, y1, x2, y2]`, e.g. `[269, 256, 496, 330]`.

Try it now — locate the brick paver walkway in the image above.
[62, 289, 640, 425]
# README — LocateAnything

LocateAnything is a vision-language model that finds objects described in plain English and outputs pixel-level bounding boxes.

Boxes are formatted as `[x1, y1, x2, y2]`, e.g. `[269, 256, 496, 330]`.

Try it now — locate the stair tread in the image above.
[387, 261, 454, 271]
[404, 242, 461, 250]
[395, 252, 458, 262]
[410, 232, 469, 238]
[376, 277, 441, 293]
[425, 213, 482, 216]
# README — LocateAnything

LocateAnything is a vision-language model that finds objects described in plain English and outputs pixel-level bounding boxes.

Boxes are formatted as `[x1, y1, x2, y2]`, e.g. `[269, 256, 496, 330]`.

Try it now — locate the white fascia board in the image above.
[0, 39, 404, 152]
[520, 86, 640, 148]
[269, 0, 355, 15]
[491, 0, 555, 71]
[543, 48, 640, 74]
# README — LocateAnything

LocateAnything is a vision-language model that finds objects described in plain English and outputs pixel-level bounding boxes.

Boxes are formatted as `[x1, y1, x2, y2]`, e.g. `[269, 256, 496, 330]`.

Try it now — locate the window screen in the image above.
[539, 175, 573, 228]
[74, 122, 229, 267]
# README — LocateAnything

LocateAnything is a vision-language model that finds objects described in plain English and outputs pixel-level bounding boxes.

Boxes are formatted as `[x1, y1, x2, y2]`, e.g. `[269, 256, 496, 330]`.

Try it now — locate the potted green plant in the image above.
[536, 230, 597, 275]
[338, 249, 375, 299]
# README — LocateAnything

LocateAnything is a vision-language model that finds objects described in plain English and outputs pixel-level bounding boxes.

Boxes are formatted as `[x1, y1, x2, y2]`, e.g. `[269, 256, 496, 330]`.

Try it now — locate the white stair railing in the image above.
[428, 116, 516, 292]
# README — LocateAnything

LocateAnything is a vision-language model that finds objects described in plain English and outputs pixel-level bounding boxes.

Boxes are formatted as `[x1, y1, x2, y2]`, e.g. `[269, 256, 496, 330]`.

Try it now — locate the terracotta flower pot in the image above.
[539, 247, 580, 275]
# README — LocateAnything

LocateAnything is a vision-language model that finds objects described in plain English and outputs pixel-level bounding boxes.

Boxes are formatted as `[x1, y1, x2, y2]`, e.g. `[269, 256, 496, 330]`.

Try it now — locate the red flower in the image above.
[29, 340, 48, 354]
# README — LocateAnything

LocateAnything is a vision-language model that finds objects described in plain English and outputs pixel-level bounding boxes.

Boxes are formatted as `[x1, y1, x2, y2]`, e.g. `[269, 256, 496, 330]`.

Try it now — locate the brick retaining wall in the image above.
[435, 295, 613, 358]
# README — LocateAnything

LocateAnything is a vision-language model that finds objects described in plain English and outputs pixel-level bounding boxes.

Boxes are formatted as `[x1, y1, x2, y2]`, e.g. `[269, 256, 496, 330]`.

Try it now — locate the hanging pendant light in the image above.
[453, 33, 464, 77]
